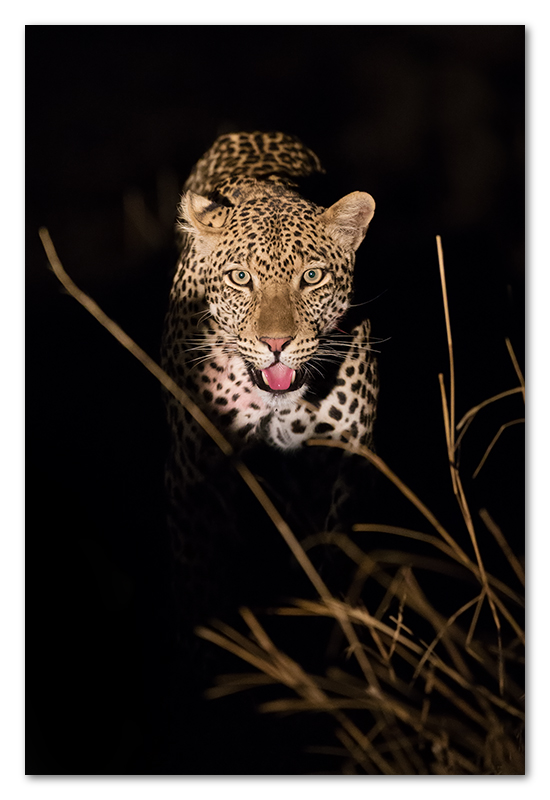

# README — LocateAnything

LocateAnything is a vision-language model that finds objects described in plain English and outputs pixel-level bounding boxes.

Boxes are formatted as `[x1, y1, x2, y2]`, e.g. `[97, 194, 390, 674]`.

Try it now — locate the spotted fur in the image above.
[161, 131, 378, 621]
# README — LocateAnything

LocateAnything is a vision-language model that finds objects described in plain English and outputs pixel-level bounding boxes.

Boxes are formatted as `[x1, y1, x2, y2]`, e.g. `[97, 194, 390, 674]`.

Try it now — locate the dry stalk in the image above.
[308, 440, 523, 649]
[479, 508, 525, 587]
[505, 337, 525, 401]
[198, 609, 396, 775]
[306, 438, 470, 566]
[435, 235, 517, 695]
[281, 595, 523, 706]
[351, 525, 523, 606]
[472, 418, 525, 479]
[295, 529, 524, 680]
[413, 594, 482, 681]
[456, 387, 524, 435]
[454, 334, 525, 452]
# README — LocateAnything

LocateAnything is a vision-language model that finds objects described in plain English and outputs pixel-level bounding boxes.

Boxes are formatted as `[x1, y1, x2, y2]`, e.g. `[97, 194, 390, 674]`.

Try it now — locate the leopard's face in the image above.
[184, 185, 374, 404]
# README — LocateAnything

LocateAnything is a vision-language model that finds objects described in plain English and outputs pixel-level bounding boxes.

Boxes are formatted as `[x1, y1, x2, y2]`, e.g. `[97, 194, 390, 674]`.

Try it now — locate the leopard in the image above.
[160, 131, 378, 633]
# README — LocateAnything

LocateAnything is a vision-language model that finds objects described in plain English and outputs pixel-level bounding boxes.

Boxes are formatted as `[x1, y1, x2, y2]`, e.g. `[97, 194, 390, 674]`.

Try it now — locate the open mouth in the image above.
[248, 362, 307, 394]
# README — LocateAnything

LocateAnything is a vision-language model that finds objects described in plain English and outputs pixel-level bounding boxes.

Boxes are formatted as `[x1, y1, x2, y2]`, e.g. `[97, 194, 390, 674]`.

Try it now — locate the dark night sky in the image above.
[24, 25, 525, 775]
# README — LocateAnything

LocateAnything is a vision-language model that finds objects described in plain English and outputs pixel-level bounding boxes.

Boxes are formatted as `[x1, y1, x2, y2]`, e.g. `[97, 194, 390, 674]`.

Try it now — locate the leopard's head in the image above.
[180, 181, 375, 403]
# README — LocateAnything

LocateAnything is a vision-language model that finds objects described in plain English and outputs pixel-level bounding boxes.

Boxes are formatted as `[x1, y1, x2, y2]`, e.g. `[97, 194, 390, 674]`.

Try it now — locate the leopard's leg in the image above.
[265, 319, 378, 452]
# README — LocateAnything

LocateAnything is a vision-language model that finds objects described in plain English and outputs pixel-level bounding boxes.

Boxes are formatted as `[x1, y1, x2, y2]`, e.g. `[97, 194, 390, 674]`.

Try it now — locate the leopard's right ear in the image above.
[178, 191, 230, 255]
[319, 191, 375, 253]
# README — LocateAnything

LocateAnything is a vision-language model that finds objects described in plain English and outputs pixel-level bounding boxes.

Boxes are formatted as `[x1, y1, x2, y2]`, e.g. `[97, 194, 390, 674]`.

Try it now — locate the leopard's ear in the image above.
[178, 191, 231, 252]
[319, 191, 375, 252]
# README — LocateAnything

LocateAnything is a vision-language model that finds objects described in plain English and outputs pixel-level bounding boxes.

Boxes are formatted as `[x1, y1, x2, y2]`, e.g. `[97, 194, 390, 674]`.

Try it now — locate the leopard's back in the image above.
[183, 130, 324, 197]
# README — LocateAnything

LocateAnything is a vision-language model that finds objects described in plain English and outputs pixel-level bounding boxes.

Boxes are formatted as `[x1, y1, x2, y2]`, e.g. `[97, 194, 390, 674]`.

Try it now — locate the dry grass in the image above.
[40, 228, 525, 775]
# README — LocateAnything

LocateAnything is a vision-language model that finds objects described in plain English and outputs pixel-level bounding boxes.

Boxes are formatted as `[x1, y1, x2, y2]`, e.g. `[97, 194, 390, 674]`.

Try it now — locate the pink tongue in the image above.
[262, 362, 295, 391]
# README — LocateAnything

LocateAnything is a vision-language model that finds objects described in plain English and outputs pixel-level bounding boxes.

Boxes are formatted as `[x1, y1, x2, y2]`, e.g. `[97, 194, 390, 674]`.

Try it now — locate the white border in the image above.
[3, 3, 548, 797]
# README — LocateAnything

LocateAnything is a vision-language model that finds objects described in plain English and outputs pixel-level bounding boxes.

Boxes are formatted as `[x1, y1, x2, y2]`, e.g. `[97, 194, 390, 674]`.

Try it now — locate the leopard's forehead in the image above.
[210, 192, 349, 275]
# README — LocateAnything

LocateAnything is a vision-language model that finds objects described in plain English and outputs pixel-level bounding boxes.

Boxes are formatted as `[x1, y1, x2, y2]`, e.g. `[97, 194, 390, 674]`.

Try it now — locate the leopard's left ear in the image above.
[319, 191, 375, 252]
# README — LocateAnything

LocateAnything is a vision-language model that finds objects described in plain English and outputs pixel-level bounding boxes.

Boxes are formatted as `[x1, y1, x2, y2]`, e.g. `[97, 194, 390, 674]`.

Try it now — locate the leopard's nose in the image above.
[260, 337, 292, 353]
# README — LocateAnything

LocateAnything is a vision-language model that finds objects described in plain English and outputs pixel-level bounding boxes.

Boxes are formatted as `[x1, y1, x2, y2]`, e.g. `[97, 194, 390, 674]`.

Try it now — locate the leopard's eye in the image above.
[302, 267, 325, 286]
[227, 269, 252, 287]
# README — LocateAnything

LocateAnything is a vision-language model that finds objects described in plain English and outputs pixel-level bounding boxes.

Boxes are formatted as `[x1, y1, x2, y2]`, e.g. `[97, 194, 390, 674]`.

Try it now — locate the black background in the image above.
[26, 25, 525, 774]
